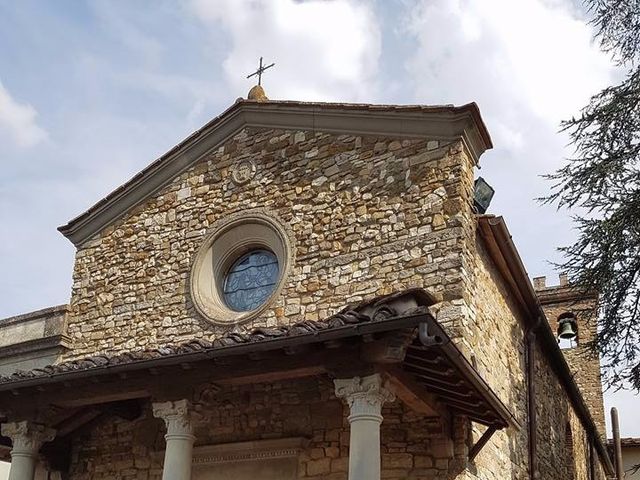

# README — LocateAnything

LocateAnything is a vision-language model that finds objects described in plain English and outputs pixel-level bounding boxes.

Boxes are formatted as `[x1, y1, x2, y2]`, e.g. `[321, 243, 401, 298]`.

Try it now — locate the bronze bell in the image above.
[557, 317, 578, 340]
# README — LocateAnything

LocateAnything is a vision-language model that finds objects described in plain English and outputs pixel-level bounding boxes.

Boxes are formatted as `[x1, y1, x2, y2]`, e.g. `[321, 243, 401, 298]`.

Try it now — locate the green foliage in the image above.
[589, 0, 640, 65]
[544, 0, 640, 388]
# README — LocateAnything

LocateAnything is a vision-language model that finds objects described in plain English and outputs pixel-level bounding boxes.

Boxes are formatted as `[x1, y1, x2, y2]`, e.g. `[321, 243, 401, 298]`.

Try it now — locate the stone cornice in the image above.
[193, 437, 308, 465]
[536, 286, 598, 305]
[0, 304, 70, 361]
[0, 335, 71, 358]
[0, 305, 68, 328]
[58, 100, 492, 247]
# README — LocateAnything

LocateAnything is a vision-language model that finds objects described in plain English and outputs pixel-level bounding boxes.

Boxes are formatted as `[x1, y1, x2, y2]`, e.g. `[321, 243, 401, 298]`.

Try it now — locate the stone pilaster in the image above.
[334, 374, 395, 480]
[152, 399, 195, 480]
[1, 421, 55, 480]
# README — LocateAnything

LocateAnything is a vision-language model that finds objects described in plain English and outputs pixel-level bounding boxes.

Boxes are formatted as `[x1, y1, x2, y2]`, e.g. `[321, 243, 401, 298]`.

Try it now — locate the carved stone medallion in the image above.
[231, 159, 257, 185]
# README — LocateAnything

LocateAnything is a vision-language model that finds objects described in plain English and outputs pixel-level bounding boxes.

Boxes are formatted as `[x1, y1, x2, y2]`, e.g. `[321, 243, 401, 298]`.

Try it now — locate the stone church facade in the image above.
[0, 90, 614, 479]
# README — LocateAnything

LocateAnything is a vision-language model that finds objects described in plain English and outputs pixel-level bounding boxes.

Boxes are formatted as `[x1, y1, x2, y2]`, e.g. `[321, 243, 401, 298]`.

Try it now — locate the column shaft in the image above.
[1, 421, 55, 480]
[334, 374, 395, 480]
[161, 433, 195, 480]
[347, 413, 383, 479]
[7, 453, 37, 480]
[153, 399, 195, 480]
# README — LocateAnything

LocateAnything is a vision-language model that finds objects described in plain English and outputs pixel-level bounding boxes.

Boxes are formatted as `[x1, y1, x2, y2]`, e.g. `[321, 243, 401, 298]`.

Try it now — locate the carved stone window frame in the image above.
[189, 209, 295, 326]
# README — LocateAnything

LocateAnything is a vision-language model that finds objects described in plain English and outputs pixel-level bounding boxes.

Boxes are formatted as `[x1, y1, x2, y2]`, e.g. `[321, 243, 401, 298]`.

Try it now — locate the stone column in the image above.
[1, 421, 55, 480]
[152, 399, 195, 480]
[334, 374, 395, 480]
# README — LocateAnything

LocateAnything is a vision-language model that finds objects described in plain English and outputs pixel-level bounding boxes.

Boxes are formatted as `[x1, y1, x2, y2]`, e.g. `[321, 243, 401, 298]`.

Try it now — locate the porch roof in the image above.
[0, 289, 515, 430]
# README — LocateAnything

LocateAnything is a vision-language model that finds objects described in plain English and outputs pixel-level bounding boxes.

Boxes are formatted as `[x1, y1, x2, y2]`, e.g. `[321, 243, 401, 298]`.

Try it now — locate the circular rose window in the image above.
[190, 210, 294, 325]
[223, 249, 279, 312]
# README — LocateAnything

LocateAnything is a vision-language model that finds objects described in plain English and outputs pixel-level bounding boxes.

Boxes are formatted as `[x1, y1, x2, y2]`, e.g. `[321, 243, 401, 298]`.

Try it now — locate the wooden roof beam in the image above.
[379, 366, 443, 418]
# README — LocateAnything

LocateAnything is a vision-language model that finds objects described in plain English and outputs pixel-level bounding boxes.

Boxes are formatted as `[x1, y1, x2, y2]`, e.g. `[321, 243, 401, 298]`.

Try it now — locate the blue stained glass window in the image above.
[223, 249, 279, 312]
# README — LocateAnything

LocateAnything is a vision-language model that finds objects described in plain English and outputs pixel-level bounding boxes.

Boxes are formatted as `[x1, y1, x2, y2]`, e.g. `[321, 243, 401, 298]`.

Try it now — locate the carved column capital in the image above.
[152, 399, 194, 439]
[334, 374, 393, 480]
[153, 399, 196, 480]
[1, 421, 55, 456]
[334, 373, 395, 422]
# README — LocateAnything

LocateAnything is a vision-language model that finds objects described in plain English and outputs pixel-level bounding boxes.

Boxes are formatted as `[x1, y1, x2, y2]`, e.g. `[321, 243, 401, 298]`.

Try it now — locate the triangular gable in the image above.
[58, 99, 492, 247]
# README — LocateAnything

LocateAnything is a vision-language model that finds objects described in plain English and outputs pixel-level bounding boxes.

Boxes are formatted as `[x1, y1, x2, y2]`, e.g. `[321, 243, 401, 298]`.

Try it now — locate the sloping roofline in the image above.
[58, 99, 492, 247]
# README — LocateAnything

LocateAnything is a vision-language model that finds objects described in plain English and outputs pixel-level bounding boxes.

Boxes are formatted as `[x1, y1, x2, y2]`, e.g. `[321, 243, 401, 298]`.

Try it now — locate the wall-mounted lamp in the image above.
[474, 177, 495, 214]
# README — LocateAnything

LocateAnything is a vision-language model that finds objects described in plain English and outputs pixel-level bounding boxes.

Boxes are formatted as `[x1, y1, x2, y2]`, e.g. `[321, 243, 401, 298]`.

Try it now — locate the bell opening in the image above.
[557, 314, 578, 349]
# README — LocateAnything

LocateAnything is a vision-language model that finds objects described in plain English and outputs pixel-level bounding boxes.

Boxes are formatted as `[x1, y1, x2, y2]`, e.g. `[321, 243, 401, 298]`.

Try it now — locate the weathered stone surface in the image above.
[535, 277, 606, 435]
[466, 238, 608, 479]
[64, 129, 464, 359]
[68, 378, 457, 480]
[0, 305, 69, 375]
[45, 123, 609, 480]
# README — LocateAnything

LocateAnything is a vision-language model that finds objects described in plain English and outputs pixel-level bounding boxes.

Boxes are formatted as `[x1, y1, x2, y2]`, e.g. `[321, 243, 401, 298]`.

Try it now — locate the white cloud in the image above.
[190, 0, 381, 102]
[605, 389, 640, 437]
[403, 0, 640, 435]
[0, 80, 47, 148]
[401, 0, 616, 259]
[91, 0, 164, 66]
[404, 0, 614, 138]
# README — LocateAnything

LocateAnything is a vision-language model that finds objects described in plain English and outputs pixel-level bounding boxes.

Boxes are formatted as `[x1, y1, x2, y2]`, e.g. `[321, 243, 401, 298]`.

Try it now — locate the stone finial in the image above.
[1, 421, 55, 454]
[247, 85, 269, 102]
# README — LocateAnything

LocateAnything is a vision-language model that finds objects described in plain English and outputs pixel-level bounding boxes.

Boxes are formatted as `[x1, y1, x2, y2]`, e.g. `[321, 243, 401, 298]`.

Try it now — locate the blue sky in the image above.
[0, 0, 637, 436]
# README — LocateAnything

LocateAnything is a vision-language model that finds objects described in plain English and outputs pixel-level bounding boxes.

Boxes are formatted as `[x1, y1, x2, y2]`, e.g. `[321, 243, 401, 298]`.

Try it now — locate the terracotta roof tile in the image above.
[0, 289, 431, 386]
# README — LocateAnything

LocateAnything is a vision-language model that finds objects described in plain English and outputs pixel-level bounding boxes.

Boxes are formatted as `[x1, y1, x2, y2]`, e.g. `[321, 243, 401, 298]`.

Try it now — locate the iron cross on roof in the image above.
[246, 57, 275, 86]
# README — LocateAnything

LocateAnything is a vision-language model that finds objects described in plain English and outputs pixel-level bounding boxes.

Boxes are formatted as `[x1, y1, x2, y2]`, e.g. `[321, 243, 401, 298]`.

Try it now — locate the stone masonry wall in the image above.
[534, 277, 606, 437]
[455, 232, 608, 479]
[61, 121, 610, 479]
[65, 128, 472, 359]
[533, 339, 607, 480]
[452, 237, 529, 480]
[68, 377, 463, 480]
[66, 372, 608, 480]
